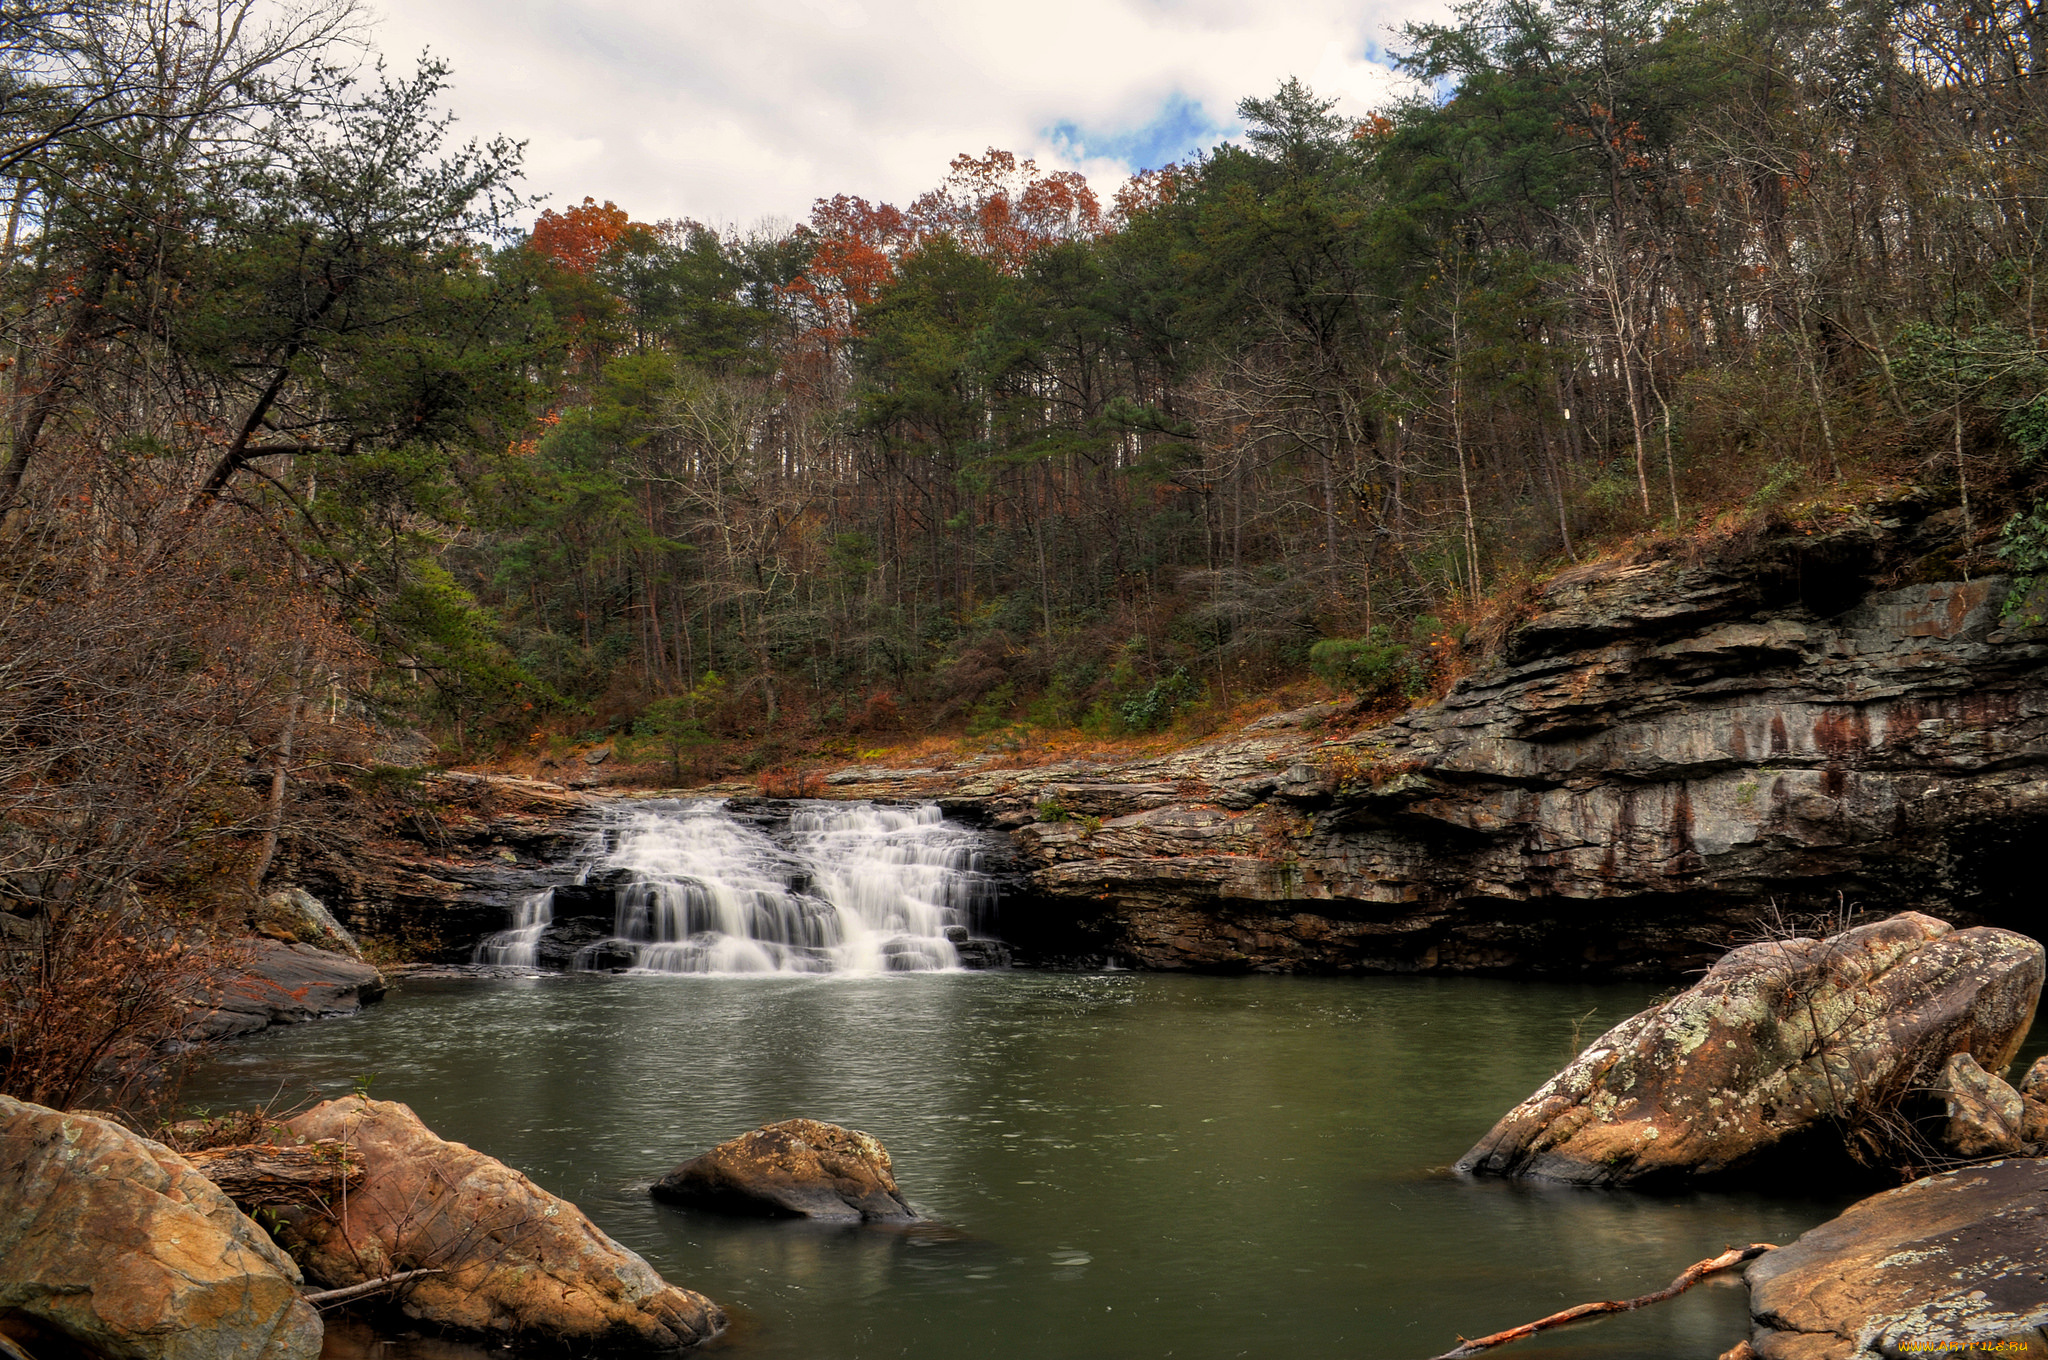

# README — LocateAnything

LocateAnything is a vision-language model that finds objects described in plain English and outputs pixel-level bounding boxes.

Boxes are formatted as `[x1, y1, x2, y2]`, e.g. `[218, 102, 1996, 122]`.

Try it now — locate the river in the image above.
[182, 968, 1855, 1359]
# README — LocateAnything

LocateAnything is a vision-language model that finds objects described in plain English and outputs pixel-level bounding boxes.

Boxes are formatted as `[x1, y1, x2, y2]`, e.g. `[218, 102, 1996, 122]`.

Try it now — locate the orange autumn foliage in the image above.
[530, 196, 632, 275]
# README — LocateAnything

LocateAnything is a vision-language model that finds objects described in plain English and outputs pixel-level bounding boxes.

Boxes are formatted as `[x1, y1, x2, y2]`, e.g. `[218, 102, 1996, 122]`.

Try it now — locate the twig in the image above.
[1425, 1244, 1777, 1359]
[300, 1268, 444, 1308]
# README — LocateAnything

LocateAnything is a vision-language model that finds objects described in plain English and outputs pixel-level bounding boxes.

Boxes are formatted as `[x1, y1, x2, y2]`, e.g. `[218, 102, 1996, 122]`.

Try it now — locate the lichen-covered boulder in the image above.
[0, 1095, 321, 1360]
[1745, 1159, 2048, 1359]
[1457, 913, 2043, 1185]
[1936, 1052, 2025, 1158]
[280, 1097, 722, 1351]
[652, 1118, 919, 1222]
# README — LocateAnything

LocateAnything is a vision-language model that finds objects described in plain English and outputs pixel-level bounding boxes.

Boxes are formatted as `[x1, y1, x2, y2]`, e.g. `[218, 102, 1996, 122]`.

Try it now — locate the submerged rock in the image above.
[184, 938, 386, 1040]
[0, 1095, 321, 1360]
[1457, 913, 2044, 1186]
[652, 1118, 919, 1222]
[279, 1097, 723, 1352]
[1744, 1158, 2048, 1359]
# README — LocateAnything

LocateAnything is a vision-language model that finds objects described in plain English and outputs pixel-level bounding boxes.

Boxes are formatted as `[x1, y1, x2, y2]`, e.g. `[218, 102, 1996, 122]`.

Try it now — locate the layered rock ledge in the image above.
[836, 501, 2048, 976]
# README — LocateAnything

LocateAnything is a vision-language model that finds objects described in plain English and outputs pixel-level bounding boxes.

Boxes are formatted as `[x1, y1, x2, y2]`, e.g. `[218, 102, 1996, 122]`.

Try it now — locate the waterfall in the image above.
[474, 888, 556, 966]
[474, 800, 999, 975]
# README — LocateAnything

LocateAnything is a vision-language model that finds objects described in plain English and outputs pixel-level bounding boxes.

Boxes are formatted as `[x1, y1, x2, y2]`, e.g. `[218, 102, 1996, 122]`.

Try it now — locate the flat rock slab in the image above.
[186, 939, 386, 1040]
[653, 1119, 918, 1222]
[1746, 1158, 2048, 1358]
[0, 1095, 320, 1360]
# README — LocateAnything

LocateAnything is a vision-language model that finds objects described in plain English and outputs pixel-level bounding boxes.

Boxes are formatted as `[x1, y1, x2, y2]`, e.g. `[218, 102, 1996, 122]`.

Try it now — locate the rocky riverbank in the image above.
[294, 492, 2048, 983]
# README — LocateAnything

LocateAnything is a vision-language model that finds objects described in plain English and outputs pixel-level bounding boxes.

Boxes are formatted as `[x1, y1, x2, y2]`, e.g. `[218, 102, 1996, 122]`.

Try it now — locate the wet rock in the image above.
[530, 916, 622, 970]
[652, 1118, 919, 1222]
[1456, 914, 2044, 1186]
[184, 939, 386, 1040]
[0, 1095, 321, 1360]
[280, 1097, 722, 1352]
[954, 938, 1012, 969]
[1936, 1052, 2025, 1158]
[1744, 1158, 2048, 1359]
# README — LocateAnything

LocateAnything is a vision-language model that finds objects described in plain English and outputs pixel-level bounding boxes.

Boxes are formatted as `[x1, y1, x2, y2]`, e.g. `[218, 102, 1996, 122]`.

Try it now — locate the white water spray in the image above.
[475, 800, 995, 975]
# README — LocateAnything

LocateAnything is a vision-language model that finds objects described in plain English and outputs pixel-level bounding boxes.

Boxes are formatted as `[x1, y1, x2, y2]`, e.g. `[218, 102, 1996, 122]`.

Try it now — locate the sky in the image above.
[367, 0, 1449, 234]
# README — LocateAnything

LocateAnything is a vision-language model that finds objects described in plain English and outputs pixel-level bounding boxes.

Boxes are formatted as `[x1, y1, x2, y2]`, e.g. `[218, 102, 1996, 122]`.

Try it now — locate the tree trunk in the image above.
[185, 1141, 365, 1211]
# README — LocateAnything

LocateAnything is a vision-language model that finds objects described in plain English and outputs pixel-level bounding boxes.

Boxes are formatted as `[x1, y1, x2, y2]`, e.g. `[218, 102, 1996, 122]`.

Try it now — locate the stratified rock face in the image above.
[1456, 914, 2044, 1186]
[0, 1095, 321, 1360]
[285, 774, 605, 962]
[652, 1118, 919, 1222]
[947, 502, 2048, 976]
[184, 939, 386, 1040]
[1745, 1159, 2048, 1359]
[281, 1097, 723, 1352]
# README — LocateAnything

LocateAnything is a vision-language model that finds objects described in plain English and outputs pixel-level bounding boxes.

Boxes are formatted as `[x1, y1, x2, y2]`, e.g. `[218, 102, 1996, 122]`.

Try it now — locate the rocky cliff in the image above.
[314, 495, 2048, 980]
[279, 773, 607, 962]
[825, 495, 2048, 977]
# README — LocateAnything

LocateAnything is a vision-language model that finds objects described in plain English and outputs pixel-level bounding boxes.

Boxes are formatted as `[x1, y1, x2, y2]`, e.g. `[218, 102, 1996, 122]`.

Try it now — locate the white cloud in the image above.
[369, 0, 1448, 230]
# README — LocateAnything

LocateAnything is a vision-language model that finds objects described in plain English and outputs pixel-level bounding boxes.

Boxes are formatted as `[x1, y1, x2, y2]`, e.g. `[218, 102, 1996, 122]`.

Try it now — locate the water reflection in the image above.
[183, 972, 1858, 1360]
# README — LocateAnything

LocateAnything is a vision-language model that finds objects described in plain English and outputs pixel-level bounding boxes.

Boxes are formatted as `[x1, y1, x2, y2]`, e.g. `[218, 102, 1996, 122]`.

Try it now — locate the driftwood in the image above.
[1427, 1243, 1778, 1359]
[301, 1269, 445, 1309]
[184, 1139, 364, 1210]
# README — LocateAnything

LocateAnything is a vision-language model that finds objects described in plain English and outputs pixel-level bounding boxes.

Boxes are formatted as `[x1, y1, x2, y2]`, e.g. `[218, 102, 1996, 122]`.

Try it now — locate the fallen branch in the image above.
[300, 1268, 445, 1308]
[1427, 1243, 1777, 1359]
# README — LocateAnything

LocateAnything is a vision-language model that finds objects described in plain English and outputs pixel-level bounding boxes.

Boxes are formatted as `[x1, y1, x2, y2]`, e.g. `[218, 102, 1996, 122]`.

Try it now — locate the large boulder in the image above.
[1744, 1158, 2048, 1359]
[278, 1097, 722, 1351]
[185, 939, 386, 1040]
[1457, 913, 2044, 1185]
[0, 1095, 321, 1360]
[652, 1118, 919, 1222]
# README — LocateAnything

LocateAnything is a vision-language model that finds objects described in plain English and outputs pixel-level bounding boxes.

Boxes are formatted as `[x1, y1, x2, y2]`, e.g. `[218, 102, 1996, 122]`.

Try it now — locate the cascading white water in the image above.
[474, 800, 996, 975]
[474, 888, 556, 966]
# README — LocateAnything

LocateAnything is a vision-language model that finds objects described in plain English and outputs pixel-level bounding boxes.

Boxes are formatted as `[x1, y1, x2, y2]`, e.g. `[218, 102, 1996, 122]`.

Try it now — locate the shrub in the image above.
[1117, 669, 1199, 733]
[1308, 627, 1425, 700]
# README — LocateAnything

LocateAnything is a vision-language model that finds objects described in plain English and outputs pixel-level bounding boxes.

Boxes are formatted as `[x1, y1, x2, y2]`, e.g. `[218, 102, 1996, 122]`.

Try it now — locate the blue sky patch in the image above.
[1047, 92, 1233, 172]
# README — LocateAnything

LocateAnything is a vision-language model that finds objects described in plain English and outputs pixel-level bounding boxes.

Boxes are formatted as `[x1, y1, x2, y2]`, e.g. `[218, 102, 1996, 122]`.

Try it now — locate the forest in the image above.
[6, 0, 2048, 1098]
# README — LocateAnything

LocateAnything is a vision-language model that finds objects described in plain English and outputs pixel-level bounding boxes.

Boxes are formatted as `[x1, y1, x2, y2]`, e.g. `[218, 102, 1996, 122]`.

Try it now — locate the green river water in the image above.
[182, 969, 1866, 1360]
